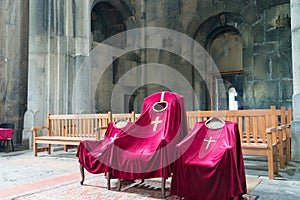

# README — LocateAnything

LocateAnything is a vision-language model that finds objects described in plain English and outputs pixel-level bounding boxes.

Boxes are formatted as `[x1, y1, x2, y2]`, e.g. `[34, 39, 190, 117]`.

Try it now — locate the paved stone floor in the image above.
[244, 156, 300, 200]
[0, 148, 300, 200]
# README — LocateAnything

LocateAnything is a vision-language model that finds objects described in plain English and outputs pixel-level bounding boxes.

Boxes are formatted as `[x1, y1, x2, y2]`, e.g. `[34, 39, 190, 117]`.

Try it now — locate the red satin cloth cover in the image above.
[76, 92, 188, 180]
[170, 121, 247, 200]
[0, 128, 14, 140]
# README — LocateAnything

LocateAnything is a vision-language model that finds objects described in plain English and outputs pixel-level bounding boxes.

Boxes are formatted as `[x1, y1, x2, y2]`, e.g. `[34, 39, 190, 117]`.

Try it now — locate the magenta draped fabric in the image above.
[0, 128, 14, 140]
[76, 123, 124, 174]
[170, 121, 247, 200]
[76, 92, 188, 180]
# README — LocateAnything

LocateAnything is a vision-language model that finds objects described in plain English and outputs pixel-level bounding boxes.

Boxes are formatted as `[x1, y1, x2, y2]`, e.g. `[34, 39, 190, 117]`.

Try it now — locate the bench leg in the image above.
[268, 146, 278, 179]
[33, 140, 37, 156]
[278, 130, 285, 169]
[287, 137, 291, 161]
[107, 171, 111, 190]
[274, 146, 279, 175]
[47, 144, 51, 154]
[286, 132, 291, 161]
[6, 140, 10, 153]
[117, 178, 122, 191]
[64, 145, 68, 152]
[80, 164, 85, 185]
[161, 177, 166, 199]
[268, 160, 274, 179]
[11, 139, 14, 151]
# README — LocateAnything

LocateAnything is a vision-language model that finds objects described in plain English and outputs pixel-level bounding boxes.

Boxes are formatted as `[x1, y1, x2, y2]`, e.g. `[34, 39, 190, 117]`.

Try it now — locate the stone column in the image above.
[0, 0, 28, 145]
[23, 0, 91, 148]
[23, 0, 50, 148]
[291, 0, 300, 161]
[71, 0, 91, 113]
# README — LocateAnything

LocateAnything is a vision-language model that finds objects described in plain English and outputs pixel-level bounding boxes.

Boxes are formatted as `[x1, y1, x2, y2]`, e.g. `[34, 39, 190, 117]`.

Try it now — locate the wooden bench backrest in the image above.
[287, 107, 293, 124]
[47, 113, 110, 139]
[109, 111, 136, 123]
[186, 110, 201, 131]
[274, 106, 293, 125]
[195, 107, 277, 145]
[135, 113, 141, 120]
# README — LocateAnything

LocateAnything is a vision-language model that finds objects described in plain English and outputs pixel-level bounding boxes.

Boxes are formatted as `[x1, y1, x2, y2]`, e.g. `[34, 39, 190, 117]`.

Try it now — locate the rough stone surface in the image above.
[1, 150, 300, 199]
[0, 1, 296, 156]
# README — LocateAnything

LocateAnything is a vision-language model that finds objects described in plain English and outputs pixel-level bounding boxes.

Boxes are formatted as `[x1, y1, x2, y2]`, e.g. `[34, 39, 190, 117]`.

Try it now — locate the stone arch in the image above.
[184, 12, 254, 109]
[206, 26, 243, 72]
[91, 2, 126, 46]
[91, 0, 134, 19]
[90, 0, 137, 49]
[192, 12, 253, 49]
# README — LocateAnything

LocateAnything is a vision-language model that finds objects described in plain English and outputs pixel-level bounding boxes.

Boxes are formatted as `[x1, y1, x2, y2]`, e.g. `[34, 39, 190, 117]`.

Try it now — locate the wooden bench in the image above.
[32, 113, 111, 156]
[109, 111, 136, 123]
[186, 110, 201, 131]
[186, 106, 292, 179]
[275, 107, 292, 168]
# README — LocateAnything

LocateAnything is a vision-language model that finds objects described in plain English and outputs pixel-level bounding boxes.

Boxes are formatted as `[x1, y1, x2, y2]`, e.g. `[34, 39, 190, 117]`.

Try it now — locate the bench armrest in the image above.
[266, 127, 276, 133]
[266, 127, 277, 146]
[32, 125, 49, 137]
[286, 122, 292, 128]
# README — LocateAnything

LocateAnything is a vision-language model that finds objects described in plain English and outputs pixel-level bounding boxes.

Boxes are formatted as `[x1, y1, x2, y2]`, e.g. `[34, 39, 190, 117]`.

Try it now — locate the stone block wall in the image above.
[0, 0, 29, 145]
[0, 0, 294, 147]
[142, 0, 292, 109]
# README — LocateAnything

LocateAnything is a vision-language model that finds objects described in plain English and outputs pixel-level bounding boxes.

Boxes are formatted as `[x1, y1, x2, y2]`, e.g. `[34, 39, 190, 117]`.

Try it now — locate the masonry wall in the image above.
[0, 0, 29, 145]
[0, 0, 293, 147]
[142, 0, 292, 109]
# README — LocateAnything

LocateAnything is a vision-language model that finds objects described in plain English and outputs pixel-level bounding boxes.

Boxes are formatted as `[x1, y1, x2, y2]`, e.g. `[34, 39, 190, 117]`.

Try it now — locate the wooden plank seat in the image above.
[187, 106, 290, 179]
[32, 113, 111, 156]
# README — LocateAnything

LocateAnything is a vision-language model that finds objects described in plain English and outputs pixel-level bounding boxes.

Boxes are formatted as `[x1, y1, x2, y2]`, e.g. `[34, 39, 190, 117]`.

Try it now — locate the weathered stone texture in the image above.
[0, 0, 295, 148]
[241, 5, 261, 25]
[282, 80, 293, 100]
[254, 42, 277, 54]
[279, 28, 292, 49]
[271, 51, 292, 79]
[253, 54, 270, 79]
[253, 23, 264, 43]
[253, 81, 279, 108]
[0, 0, 28, 145]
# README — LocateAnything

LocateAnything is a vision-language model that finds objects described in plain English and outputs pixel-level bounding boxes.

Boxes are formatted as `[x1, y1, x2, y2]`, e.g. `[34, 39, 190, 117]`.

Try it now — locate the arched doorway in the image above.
[91, 2, 128, 113]
[206, 26, 244, 110]
[91, 2, 126, 47]
[228, 87, 238, 110]
[191, 13, 250, 110]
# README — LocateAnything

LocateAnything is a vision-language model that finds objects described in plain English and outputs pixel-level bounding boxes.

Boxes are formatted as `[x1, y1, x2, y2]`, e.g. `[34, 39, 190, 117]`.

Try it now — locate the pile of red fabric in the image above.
[170, 120, 247, 200]
[76, 91, 247, 199]
[77, 91, 188, 180]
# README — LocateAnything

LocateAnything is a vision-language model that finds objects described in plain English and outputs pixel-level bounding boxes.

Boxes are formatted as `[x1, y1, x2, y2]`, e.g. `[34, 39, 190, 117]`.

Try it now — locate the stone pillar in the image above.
[23, 0, 49, 148]
[291, 0, 300, 161]
[72, 0, 91, 114]
[0, 0, 28, 145]
[23, 0, 91, 148]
